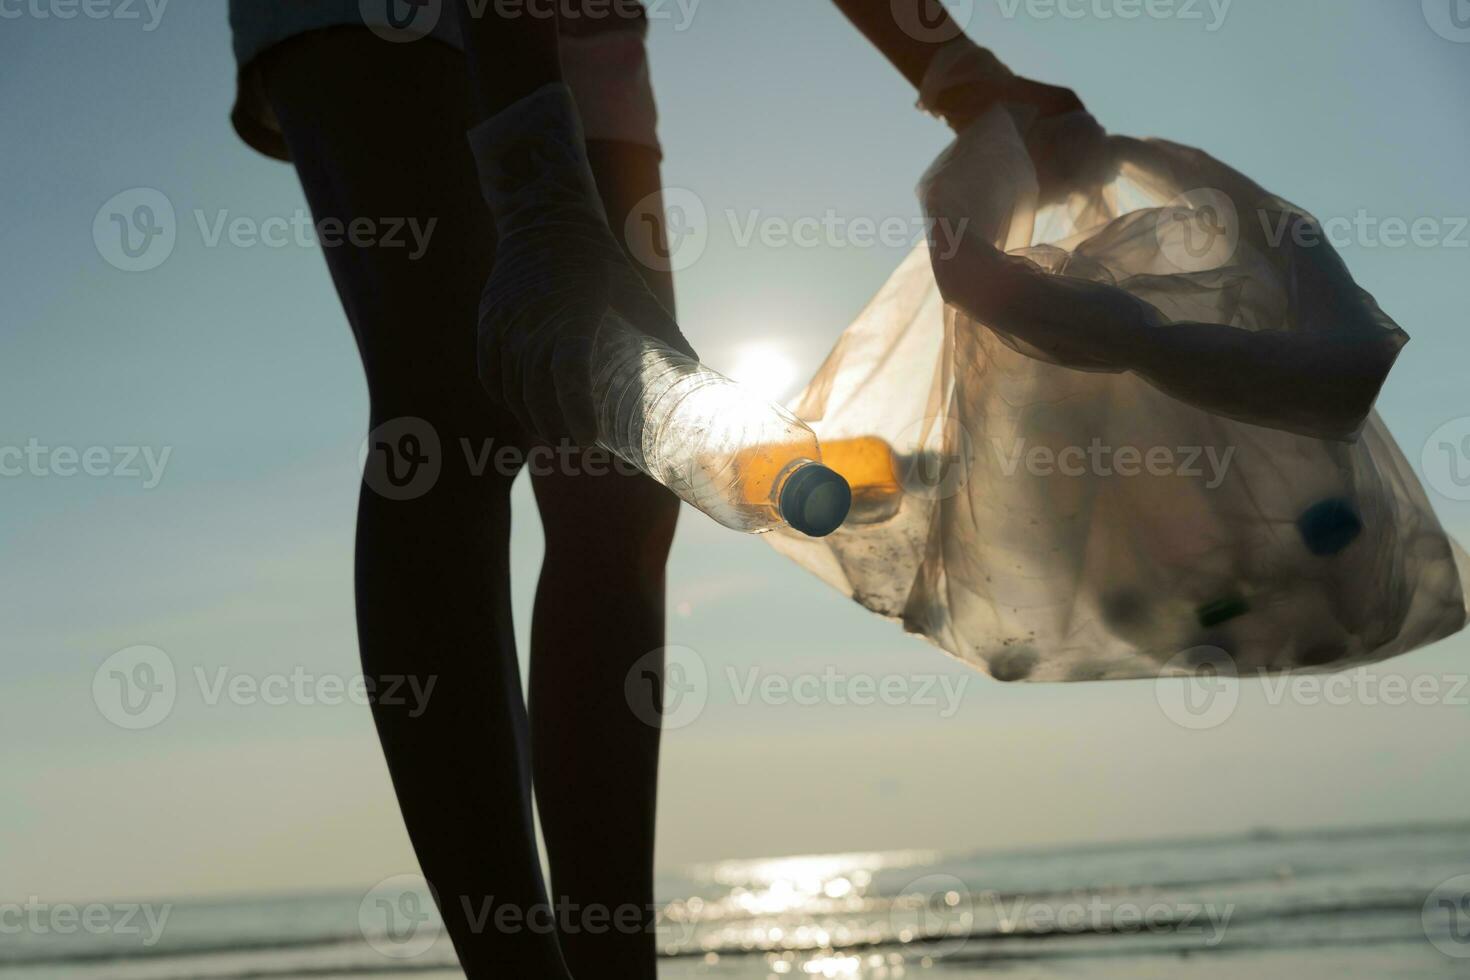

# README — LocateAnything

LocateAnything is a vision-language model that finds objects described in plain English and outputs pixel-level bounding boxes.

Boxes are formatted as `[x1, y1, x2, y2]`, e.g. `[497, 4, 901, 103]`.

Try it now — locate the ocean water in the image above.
[6, 822, 1469, 979]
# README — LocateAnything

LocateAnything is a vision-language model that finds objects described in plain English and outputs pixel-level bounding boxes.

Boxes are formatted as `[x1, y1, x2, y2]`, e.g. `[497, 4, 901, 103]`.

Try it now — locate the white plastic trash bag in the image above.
[769, 107, 1469, 682]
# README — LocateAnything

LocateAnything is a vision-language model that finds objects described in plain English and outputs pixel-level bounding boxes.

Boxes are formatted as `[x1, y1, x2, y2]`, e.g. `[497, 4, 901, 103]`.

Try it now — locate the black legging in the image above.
[262, 28, 677, 979]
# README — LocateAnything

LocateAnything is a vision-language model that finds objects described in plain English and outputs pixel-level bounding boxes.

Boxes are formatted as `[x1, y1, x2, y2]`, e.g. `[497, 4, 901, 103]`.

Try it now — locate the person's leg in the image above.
[528, 142, 680, 980]
[260, 30, 569, 978]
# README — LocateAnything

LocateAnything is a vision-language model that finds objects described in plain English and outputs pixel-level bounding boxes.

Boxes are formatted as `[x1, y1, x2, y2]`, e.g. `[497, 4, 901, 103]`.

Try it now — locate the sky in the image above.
[2, 0, 1470, 904]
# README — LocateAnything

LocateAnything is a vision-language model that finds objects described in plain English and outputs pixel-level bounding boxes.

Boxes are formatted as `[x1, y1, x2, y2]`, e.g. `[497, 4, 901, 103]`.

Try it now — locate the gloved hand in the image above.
[921, 45, 1081, 131]
[918, 39, 1106, 204]
[468, 83, 696, 446]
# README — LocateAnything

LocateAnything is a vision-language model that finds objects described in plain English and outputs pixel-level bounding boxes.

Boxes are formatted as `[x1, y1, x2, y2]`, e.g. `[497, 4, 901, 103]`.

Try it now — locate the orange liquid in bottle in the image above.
[822, 436, 904, 524]
[732, 435, 903, 526]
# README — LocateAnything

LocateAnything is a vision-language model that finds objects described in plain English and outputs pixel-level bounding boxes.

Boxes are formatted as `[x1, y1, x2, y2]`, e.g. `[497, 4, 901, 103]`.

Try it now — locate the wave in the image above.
[29, 898, 1431, 980]
[0, 930, 389, 968]
[657, 889, 1433, 959]
[12, 819, 1464, 972]
[2, 879, 1437, 967]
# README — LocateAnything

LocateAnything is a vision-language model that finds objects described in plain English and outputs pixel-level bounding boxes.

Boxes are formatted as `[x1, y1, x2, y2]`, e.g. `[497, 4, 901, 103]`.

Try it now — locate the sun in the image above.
[725, 341, 800, 403]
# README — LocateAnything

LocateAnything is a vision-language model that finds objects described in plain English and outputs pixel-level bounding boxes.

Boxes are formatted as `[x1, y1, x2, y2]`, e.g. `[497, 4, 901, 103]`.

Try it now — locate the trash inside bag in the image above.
[768, 107, 1469, 681]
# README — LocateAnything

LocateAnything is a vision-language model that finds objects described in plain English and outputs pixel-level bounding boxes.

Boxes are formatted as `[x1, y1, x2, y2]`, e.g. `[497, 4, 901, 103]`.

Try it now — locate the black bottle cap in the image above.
[1297, 498, 1363, 557]
[779, 464, 852, 538]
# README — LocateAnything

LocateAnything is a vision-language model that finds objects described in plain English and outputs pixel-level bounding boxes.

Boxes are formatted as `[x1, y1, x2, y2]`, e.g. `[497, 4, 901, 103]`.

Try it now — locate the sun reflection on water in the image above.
[660, 850, 952, 977]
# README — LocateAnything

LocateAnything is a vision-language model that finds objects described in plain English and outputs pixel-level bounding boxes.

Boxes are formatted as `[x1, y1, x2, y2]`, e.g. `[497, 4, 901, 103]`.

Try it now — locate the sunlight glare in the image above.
[726, 341, 800, 402]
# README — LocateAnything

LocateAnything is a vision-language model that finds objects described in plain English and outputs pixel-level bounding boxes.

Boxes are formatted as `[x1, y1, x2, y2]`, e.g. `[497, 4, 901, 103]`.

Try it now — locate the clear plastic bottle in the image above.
[592, 315, 851, 537]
